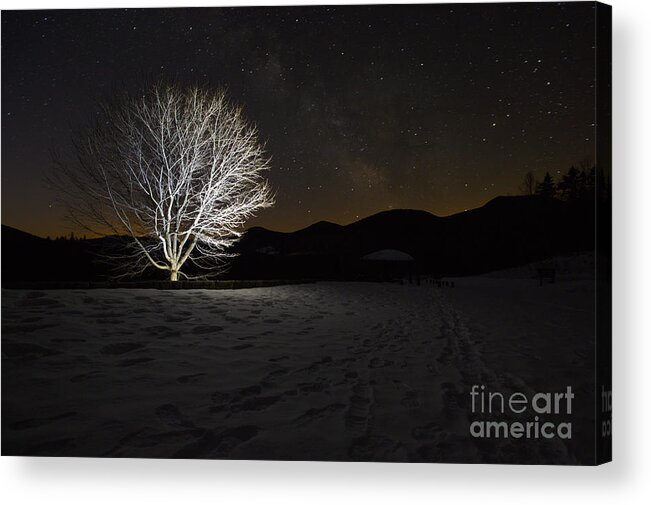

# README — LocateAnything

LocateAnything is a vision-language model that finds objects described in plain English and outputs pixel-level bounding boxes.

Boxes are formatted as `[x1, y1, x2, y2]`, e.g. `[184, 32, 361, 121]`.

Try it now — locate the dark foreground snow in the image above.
[1, 280, 596, 463]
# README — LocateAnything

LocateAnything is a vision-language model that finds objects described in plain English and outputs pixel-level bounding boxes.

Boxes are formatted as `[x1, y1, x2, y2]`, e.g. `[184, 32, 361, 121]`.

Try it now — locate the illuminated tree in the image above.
[53, 83, 274, 280]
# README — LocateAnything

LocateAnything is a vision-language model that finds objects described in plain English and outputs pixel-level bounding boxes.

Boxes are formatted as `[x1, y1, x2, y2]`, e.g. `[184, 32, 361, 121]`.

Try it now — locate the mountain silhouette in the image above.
[2, 195, 595, 283]
[229, 195, 594, 279]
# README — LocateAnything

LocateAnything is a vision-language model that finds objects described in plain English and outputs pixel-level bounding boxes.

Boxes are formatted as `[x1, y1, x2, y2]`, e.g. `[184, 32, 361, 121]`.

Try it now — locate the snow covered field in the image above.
[1, 279, 596, 463]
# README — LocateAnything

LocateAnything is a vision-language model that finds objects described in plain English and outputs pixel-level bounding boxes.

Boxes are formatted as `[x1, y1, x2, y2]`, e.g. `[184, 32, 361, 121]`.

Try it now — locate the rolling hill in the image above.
[1, 195, 596, 283]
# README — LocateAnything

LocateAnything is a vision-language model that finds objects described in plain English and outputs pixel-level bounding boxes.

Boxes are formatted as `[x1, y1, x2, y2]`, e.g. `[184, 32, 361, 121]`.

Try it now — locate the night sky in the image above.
[2, 3, 597, 237]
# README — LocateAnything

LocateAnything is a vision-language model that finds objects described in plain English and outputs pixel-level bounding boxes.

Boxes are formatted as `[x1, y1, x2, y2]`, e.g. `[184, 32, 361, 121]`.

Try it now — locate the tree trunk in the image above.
[170, 270, 178, 281]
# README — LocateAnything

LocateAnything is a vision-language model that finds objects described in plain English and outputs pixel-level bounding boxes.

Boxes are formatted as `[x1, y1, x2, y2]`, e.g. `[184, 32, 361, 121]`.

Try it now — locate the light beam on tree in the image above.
[53, 83, 274, 280]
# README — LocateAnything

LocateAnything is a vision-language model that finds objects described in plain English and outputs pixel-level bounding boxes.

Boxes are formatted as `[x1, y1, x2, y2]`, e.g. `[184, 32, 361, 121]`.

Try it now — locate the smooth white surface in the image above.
[1, 0, 650, 503]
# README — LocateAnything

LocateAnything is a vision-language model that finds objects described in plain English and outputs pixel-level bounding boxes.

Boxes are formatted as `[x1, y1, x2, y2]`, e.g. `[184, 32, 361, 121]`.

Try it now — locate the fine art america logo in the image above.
[469, 385, 574, 440]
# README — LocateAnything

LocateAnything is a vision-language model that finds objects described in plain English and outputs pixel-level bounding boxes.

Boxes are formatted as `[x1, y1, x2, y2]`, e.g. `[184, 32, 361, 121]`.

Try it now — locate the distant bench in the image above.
[420, 277, 455, 288]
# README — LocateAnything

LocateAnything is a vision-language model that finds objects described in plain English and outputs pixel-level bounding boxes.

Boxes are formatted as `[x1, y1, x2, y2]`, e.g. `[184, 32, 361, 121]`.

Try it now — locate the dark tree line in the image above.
[46, 232, 88, 242]
[520, 159, 610, 204]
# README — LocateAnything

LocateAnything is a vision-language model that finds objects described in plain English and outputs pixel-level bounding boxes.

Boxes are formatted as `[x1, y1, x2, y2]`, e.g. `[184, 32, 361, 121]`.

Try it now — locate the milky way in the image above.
[2, 3, 599, 236]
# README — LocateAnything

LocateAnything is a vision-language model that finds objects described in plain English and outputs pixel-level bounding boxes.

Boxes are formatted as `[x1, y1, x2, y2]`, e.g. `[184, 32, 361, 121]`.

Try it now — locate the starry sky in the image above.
[2, 3, 598, 237]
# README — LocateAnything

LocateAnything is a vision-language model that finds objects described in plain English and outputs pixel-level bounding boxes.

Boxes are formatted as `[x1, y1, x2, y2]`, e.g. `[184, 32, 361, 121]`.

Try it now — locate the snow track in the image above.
[2, 280, 594, 463]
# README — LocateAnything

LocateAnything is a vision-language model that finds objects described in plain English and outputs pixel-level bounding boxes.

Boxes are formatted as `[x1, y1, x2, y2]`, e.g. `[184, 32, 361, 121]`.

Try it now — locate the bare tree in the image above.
[53, 83, 274, 280]
[519, 171, 537, 195]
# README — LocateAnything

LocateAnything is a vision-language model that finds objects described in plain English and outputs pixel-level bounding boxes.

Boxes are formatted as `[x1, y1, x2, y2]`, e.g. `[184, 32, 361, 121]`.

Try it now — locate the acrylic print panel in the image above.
[1, 2, 612, 465]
